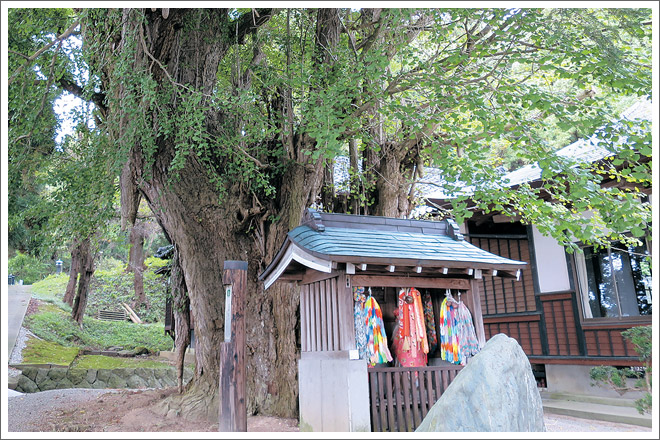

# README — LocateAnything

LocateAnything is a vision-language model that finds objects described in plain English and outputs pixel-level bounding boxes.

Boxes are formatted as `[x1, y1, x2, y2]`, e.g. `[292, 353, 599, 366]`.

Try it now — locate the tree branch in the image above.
[57, 77, 108, 118]
[232, 8, 275, 44]
[15, 39, 63, 144]
[9, 19, 80, 86]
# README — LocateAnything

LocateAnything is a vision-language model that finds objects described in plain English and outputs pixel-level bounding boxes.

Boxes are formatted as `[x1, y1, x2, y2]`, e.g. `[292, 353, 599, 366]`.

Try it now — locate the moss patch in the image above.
[21, 338, 79, 366]
[70, 355, 173, 370]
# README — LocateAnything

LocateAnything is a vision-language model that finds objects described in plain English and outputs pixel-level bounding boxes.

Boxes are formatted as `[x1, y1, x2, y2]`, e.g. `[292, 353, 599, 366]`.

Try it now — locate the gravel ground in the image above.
[6, 388, 123, 432]
[8, 326, 34, 380]
[6, 387, 652, 433]
[9, 327, 32, 365]
[543, 413, 652, 433]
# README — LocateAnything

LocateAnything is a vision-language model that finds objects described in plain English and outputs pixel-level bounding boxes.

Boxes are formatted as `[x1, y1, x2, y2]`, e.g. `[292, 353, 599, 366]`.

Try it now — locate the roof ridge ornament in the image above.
[302, 208, 325, 232]
[445, 218, 464, 241]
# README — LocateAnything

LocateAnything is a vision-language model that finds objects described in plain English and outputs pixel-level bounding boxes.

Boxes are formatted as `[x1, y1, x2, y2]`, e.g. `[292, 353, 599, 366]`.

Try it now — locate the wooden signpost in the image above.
[218, 260, 247, 432]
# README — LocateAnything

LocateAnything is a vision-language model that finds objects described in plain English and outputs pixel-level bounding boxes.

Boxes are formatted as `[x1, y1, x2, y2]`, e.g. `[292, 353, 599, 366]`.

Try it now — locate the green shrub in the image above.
[622, 326, 652, 363]
[24, 311, 83, 346]
[590, 325, 652, 414]
[8, 251, 52, 285]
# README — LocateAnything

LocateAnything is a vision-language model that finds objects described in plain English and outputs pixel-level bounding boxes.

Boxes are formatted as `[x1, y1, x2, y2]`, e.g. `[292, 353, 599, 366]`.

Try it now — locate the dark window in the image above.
[578, 240, 652, 318]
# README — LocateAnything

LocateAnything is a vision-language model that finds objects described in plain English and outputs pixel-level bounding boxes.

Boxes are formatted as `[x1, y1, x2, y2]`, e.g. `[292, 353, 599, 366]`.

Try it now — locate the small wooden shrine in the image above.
[259, 209, 526, 432]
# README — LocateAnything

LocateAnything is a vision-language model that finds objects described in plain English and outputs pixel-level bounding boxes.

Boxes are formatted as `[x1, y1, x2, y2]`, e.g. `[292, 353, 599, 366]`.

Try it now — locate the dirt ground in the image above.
[10, 386, 300, 432]
[8, 385, 653, 433]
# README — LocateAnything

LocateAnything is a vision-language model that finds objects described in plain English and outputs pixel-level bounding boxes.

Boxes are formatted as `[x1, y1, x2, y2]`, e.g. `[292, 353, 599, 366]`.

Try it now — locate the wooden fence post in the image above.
[218, 260, 247, 432]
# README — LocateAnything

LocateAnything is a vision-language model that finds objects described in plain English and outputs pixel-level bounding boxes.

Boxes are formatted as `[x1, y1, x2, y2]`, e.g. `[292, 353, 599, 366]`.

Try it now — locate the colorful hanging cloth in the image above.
[353, 286, 369, 360]
[360, 290, 392, 366]
[392, 287, 429, 367]
[438, 291, 481, 365]
[457, 301, 480, 361]
[422, 291, 438, 355]
[439, 295, 459, 363]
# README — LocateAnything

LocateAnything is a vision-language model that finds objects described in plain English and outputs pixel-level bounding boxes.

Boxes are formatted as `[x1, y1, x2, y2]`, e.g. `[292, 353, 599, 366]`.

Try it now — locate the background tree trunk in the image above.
[127, 222, 147, 309]
[63, 239, 82, 306]
[71, 237, 95, 324]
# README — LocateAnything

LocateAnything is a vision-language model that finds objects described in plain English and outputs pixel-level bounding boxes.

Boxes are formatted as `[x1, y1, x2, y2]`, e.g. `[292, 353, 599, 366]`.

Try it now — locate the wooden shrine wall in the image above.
[300, 274, 354, 352]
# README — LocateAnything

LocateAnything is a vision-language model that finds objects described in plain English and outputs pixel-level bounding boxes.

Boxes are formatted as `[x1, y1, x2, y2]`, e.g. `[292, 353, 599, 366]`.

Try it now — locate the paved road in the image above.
[6, 285, 32, 358]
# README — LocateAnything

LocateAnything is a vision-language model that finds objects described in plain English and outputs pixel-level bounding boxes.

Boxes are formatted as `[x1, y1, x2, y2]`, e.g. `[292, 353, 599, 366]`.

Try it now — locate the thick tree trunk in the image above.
[100, 8, 336, 422]
[375, 145, 412, 218]
[143, 146, 306, 420]
[71, 237, 95, 324]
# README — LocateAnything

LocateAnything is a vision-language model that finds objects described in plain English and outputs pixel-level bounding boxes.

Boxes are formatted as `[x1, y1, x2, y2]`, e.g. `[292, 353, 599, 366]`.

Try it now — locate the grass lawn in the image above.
[29, 273, 69, 301]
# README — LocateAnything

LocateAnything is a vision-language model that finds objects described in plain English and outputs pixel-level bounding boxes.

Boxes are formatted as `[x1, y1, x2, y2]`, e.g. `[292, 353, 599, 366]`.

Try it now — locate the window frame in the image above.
[574, 236, 652, 324]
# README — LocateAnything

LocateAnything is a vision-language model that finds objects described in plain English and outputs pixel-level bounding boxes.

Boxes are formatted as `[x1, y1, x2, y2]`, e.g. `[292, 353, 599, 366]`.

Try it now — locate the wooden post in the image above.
[219, 260, 247, 432]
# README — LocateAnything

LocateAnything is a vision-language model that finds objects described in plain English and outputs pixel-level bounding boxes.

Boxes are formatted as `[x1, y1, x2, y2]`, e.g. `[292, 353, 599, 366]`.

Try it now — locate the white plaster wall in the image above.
[531, 226, 571, 293]
[298, 351, 371, 432]
[545, 364, 645, 399]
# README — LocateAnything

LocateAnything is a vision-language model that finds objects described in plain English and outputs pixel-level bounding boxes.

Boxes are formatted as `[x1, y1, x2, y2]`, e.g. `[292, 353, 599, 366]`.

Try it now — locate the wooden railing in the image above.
[368, 364, 463, 432]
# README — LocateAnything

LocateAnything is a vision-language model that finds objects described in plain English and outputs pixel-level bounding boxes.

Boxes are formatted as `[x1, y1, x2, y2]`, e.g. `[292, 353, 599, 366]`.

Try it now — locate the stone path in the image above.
[7, 285, 32, 358]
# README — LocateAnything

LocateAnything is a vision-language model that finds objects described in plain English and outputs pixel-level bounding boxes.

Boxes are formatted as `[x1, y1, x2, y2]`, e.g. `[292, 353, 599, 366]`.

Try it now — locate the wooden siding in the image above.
[468, 233, 647, 364]
[368, 365, 463, 432]
[539, 293, 581, 356]
[468, 236, 535, 315]
[583, 324, 645, 358]
[300, 275, 355, 352]
[484, 314, 544, 356]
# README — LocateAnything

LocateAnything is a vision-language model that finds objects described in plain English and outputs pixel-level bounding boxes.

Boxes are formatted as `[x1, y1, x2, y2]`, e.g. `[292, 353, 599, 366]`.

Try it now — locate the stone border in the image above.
[14, 366, 193, 393]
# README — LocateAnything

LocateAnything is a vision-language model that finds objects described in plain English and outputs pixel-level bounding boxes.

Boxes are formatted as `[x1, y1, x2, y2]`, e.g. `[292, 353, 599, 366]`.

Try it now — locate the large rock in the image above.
[48, 368, 66, 381]
[126, 374, 148, 389]
[17, 375, 39, 393]
[22, 367, 38, 382]
[416, 333, 545, 432]
[86, 368, 98, 384]
[67, 369, 87, 385]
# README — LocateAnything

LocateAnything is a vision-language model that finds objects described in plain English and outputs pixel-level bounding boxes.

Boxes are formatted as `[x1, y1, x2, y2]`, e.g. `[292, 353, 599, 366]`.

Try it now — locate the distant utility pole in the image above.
[218, 260, 247, 432]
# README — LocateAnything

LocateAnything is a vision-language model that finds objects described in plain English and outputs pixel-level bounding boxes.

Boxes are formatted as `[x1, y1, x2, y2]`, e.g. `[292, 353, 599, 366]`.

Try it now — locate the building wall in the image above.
[468, 222, 645, 371]
[530, 226, 571, 294]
